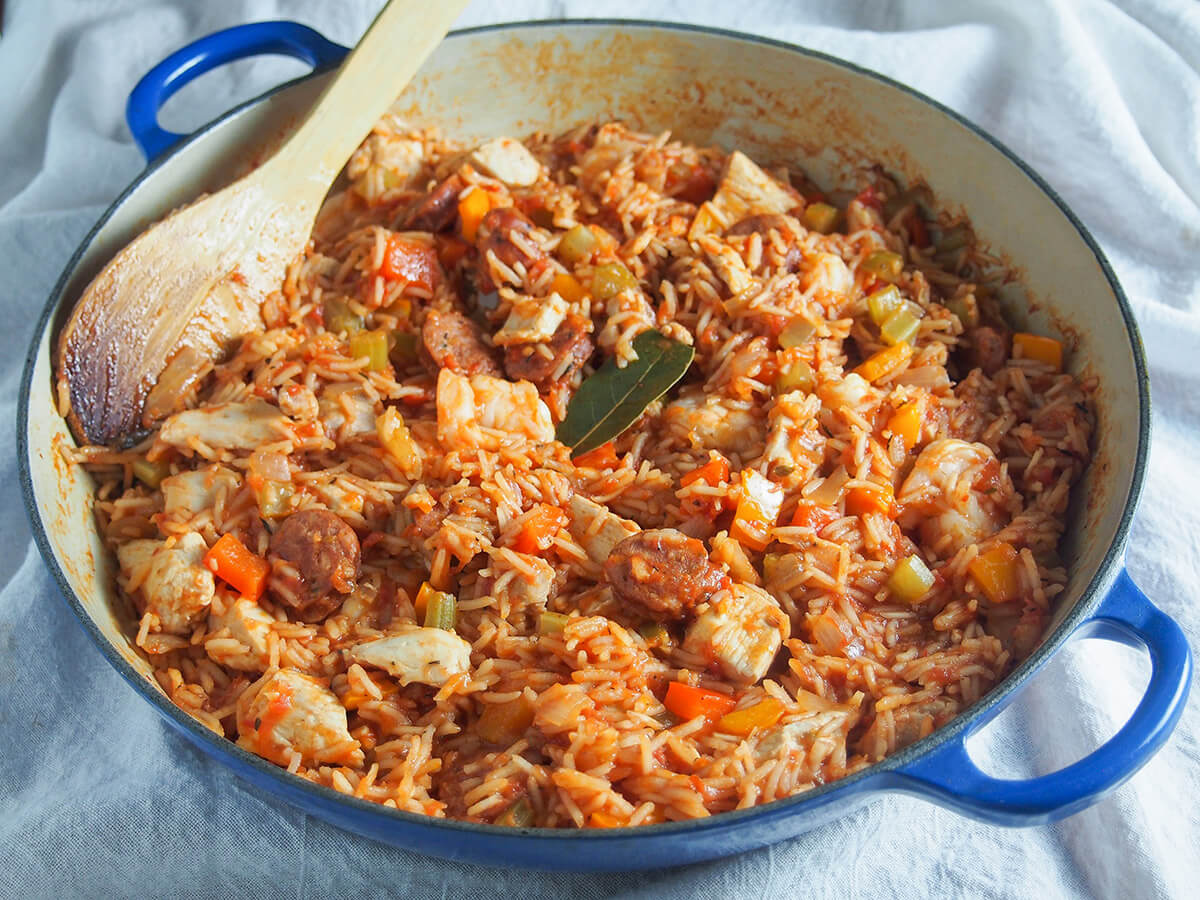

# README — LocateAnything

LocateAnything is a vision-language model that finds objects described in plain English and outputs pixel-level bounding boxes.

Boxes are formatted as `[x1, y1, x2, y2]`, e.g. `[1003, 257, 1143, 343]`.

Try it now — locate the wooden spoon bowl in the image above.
[56, 0, 468, 446]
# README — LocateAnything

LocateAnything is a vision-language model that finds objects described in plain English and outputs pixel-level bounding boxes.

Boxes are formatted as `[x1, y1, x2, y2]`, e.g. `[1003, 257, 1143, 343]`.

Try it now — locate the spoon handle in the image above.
[265, 0, 470, 192]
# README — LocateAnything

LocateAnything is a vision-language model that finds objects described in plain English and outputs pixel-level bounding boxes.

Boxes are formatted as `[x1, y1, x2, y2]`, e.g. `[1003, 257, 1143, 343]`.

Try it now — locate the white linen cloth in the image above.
[1, 1, 1197, 896]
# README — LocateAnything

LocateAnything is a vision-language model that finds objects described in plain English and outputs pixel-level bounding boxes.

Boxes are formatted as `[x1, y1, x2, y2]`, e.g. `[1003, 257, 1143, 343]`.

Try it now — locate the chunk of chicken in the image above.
[347, 134, 425, 187]
[663, 389, 762, 457]
[435, 369, 554, 450]
[763, 391, 826, 485]
[566, 495, 640, 565]
[698, 235, 754, 295]
[160, 465, 240, 524]
[711, 151, 796, 222]
[799, 251, 854, 302]
[236, 669, 360, 767]
[488, 549, 556, 608]
[158, 399, 291, 451]
[470, 137, 543, 186]
[348, 625, 473, 687]
[494, 293, 569, 346]
[206, 597, 275, 672]
[683, 582, 790, 685]
[816, 372, 881, 424]
[277, 384, 320, 421]
[752, 707, 857, 764]
[117, 533, 215, 635]
[897, 438, 1010, 555]
[319, 383, 377, 440]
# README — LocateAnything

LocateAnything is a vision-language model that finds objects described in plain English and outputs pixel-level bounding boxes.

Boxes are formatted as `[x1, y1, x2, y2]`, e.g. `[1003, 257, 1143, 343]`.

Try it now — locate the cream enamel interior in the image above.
[28, 24, 1138, 695]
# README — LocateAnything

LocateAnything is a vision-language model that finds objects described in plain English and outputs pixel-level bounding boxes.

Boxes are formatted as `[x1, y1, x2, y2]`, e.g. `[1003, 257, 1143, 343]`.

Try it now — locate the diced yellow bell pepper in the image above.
[968, 543, 1022, 603]
[717, 697, 786, 736]
[376, 407, 422, 478]
[551, 271, 588, 304]
[1013, 332, 1063, 371]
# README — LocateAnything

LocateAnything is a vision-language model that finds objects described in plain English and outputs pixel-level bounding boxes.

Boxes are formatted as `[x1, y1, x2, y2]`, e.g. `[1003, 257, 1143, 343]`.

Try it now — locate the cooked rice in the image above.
[73, 119, 1094, 828]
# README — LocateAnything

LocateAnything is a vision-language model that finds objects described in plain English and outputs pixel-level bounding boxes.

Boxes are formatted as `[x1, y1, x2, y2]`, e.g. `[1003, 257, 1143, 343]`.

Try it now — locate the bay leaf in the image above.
[556, 329, 694, 455]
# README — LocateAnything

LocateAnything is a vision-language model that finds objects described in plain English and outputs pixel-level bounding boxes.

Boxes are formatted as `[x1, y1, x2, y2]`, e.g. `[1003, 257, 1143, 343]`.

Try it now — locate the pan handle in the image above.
[125, 21, 349, 163]
[891, 567, 1191, 824]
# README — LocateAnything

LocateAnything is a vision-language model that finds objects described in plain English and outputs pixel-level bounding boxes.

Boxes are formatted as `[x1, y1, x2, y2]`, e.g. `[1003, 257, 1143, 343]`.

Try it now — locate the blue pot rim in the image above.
[17, 18, 1151, 845]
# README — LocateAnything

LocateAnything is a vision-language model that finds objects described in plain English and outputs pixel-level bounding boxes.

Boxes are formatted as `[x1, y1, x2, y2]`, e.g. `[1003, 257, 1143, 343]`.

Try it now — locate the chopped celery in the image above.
[557, 224, 597, 265]
[776, 359, 815, 394]
[863, 250, 904, 282]
[778, 318, 816, 349]
[591, 261, 637, 300]
[866, 285, 903, 326]
[323, 297, 364, 335]
[495, 796, 534, 827]
[889, 554, 935, 603]
[131, 457, 170, 489]
[802, 202, 839, 234]
[880, 305, 921, 345]
[348, 330, 389, 372]
[637, 621, 670, 647]
[422, 588, 457, 631]
[389, 331, 419, 367]
[539, 611, 569, 633]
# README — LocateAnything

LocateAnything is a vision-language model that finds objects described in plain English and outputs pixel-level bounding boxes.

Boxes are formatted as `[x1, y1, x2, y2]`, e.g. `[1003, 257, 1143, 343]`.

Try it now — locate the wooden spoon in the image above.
[56, 0, 469, 446]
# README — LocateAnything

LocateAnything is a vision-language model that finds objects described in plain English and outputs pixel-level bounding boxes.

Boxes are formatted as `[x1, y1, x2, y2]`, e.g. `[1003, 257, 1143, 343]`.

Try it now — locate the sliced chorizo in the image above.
[268, 509, 361, 622]
[968, 325, 1010, 376]
[476, 207, 546, 291]
[503, 314, 594, 386]
[421, 308, 502, 377]
[406, 175, 463, 233]
[603, 529, 729, 622]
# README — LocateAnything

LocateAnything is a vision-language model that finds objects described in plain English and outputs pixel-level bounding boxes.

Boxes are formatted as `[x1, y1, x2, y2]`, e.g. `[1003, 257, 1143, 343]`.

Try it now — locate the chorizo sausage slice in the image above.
[421, 308, 502, 377]
[503, 314, 594, 386]
[476, 207, 546, 291]
[603, 529, 728, 622]
[406, 175, 464, 233]
[268, 509, 361, 622]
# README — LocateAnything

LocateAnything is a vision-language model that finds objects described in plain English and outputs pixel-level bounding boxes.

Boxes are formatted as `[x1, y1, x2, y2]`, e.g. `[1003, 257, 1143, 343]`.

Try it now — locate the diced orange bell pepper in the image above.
[510, 504, 569, 556]
[717, 697, 786, 736]
[730, 470, 784, 551]
[789, 501, 839, 531]
[203, 533, 271, 601]
[588, 810, 624, 829]
[887, 400, 923, 452]
[680, 456, 731, 488]
[854, 341, 914, 383]
[379, 235, 440, 292]
[1013, 333, 1063, 371]
[457, 188, 492, 242]
[844, 483, 897, 518]
[968, 542, 1023, 603]
[572, 441, 620, 470]
[663, 682, 737, 722]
